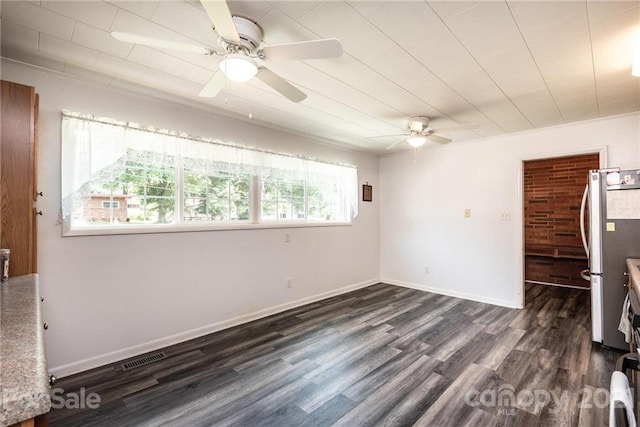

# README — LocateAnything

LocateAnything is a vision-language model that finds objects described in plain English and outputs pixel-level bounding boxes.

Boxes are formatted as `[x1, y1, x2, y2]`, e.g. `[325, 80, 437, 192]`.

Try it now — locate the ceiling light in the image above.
[219, 54, 258, 83]
[407, 134, 427, 147]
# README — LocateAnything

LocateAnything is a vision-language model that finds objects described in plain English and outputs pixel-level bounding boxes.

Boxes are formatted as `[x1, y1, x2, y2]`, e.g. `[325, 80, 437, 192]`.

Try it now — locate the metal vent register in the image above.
[121, 351, 167, 371]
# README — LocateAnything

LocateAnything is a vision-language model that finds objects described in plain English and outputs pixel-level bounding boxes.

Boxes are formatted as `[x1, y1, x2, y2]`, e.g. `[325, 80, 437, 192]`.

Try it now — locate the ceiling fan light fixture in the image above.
[407, 134, 428, 147]
[219, 54, 258, 82]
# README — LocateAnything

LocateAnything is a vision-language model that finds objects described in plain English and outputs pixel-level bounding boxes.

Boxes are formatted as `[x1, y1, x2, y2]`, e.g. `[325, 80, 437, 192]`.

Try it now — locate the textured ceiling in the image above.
[1, 0, 639, 153]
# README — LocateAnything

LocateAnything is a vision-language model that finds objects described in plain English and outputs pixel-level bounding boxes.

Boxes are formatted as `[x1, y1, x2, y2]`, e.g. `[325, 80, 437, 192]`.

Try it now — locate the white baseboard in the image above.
[51, 278, 380, 378]
[382, 278, 523, 309]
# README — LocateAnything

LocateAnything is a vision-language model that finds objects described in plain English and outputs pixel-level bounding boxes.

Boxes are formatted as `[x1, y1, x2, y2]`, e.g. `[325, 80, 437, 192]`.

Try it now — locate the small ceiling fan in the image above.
[381, 116, 478, 150]
[111, 0, 343, 103]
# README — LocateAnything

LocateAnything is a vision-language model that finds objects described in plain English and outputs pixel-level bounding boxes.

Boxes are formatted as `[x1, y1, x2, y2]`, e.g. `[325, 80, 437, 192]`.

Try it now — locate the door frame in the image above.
[515, 146, 608, 308]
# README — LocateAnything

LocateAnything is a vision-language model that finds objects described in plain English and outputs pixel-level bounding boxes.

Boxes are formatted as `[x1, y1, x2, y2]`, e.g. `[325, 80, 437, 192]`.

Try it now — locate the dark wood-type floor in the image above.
[49, 283, 623, 426]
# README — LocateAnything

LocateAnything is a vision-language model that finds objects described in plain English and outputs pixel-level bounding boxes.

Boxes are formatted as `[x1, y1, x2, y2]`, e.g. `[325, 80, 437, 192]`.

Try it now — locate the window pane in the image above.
[73, 152, 176, 226]
[261, 176, 305, 221]
[183, 169, 250, 222]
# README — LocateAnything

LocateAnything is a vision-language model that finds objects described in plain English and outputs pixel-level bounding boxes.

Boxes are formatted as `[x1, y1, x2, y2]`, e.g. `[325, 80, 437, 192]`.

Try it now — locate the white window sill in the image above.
[62, 221, 353, 237]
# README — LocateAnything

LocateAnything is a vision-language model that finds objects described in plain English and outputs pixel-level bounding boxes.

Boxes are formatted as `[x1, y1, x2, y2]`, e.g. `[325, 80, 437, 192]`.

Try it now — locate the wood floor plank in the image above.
[49, 283, 624, 427]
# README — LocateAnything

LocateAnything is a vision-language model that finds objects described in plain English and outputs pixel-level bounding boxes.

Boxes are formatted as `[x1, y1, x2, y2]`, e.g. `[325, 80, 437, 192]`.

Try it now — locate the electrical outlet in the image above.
[287, 278, 292, 288]
[464, 209, 471, 218]
[425, 267, 430, 274]
[498, 212, 511, 221]
[285, 232, 290, 243]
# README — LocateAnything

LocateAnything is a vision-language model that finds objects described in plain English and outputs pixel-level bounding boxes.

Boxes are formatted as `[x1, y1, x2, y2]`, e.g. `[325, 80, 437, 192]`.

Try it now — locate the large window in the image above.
[61, 112, 358, 235]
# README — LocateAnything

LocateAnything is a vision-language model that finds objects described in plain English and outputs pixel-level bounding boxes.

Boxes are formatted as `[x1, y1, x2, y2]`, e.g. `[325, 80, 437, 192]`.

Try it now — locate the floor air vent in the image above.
[121, 351, 167, 371]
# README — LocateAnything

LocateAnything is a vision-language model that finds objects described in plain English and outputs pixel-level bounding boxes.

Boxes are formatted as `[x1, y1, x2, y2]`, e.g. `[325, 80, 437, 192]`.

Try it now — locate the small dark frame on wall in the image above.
[363, 184, 373, 202]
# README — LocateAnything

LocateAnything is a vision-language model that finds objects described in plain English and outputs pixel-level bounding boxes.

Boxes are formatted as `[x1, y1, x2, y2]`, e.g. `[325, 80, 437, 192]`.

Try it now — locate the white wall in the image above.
[1, 61, 380, 376]
[380, 113, 640, 308]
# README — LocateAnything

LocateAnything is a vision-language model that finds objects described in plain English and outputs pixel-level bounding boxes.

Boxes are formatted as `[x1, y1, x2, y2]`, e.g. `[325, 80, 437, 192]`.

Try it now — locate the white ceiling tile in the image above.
[428, 1, 484, 21]
[478, 48, 541, 86]
[443, 1, 514, 42]
[428, 54, 484, 84]
[0, 19, 39, 52]
[96, 52, 148, 80]
[258, 8, 319, 45]
[309, 55, 442, 118]
[226, 0, 275, 22]
[560, 105, 600, 121]
[1, 0, 637, 153]
[507, 1, 585, 28]
[41, 0, 118, 32]
[39, 33, 99, 67]
[460, 25, 526, 60]
[105, 1, 160, 20]
[150, 1, 215, 46]
[137, 68, 203, 97]
[72, 22, 133, 59]
[268, 1, 324, 21]
[545, 71, 595, 91]
[314, 55, 436, 120]
[590, 6, 639, 75]
[514, 10, 589, 47]
[445, 70, 505, 104]
[587, 0, 639, 21]
[598, 78, 640, 100]
[551, 84, 597, 106]
[170, 60, 212, 85]
[413, 36, 470, 68]
[499, 77, 549, 98]
[110, 8, 175, 39]
[383, 7, 451, 52]
[341, 23, 397, 64]
[599, 99, 640, 117]
[298, 1, 368, 39]
[350, 1, 431, 29]
[127, 45, 181, 74]
[1, 0, 75, 40]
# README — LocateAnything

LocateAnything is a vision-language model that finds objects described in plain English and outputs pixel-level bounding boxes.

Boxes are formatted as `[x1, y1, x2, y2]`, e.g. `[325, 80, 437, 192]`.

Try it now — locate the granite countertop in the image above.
[0, 274, 51, 426]
[628, 258, 640, 291]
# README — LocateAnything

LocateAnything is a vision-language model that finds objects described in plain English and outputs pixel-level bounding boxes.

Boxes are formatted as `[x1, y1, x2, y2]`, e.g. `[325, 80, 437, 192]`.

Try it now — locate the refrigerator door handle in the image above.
[580, 184, 589, 259]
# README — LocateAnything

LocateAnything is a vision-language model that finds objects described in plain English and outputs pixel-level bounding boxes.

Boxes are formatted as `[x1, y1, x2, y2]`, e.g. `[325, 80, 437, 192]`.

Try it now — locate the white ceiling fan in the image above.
[111, 0, 343, 103]
[382, 116, 478, 150]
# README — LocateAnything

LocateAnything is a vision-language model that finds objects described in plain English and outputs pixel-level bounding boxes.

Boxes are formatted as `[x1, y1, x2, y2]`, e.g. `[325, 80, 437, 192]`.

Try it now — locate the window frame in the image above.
[61, 113, 357, 237]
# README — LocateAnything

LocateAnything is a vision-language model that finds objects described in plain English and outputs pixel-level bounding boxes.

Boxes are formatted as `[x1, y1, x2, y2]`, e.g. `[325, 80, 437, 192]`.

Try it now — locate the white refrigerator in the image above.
[583, 168, 640, 351]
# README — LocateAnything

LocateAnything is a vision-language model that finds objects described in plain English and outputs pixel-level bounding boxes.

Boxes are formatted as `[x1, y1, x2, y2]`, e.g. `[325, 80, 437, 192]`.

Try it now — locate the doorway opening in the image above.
[523, 153, 600, 293]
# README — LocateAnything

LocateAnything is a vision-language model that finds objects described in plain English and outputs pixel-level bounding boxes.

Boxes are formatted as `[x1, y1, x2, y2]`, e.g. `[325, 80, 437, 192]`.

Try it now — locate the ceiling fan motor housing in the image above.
[231, 16, 263, 52]
[408, 116, 431, 132]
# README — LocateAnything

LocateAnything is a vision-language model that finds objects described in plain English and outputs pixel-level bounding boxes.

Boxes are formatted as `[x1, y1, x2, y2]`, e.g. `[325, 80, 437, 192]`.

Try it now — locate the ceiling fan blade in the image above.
[426, 134, 451, 144]
[259, 39, 342, 61]
[111, 32, 214, 55]
[368, 133, 408, 139]
[255, 68, 307, 103]
[200, 0, 240, 44]
[199, 71, 226, 98]
[430, 123, 478, 133]
[385, 139, 406, 150]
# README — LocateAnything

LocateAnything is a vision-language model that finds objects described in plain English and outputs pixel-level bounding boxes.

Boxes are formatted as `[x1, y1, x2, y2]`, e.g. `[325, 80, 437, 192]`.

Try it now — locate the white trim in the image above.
[516, 145, 607, 308]
[381, 278, 523, 309]
[50, 278, 380, 378]
[63, 220, 353, 237]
